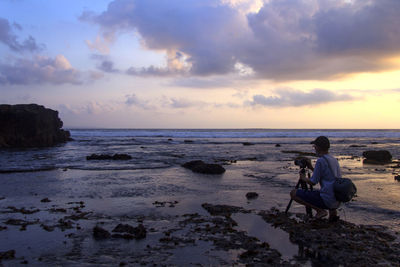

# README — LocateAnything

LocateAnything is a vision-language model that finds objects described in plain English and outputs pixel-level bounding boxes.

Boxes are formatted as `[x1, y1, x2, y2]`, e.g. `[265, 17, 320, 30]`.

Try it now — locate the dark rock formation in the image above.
[242, 142, 254, 146]
[201, 203, 248, 217]
[245, 192, 259, 200]
[349, 145, 367, 148]
[0, 104, 71, 148]
[112, 223, 147, 239]
[363, 150, 392, 164]
[86, 153, 132, 160]
[93, 226, 111, 239]
[182, 160, 225, 174]
[0, 250, 15, 261]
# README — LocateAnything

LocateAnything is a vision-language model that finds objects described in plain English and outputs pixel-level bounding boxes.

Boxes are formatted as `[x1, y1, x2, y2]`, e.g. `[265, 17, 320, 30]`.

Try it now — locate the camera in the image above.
[294, 157, 308, 169]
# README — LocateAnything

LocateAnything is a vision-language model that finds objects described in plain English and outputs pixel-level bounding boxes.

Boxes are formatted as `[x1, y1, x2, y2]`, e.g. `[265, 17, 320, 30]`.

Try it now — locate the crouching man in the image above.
[290, 136, 340, 221]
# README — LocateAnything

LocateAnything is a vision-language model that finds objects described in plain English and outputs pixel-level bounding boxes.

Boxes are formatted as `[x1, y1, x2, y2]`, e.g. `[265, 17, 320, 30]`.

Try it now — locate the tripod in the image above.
[285, 167, 313, 217]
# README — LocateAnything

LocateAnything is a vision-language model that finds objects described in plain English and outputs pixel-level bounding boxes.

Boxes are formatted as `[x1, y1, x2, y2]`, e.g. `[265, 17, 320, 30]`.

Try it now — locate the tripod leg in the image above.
[285, 199, 293, 214]
[285, 179, 302, 214]
[306, 206, 313, 217]
[300, 180, 313, 217]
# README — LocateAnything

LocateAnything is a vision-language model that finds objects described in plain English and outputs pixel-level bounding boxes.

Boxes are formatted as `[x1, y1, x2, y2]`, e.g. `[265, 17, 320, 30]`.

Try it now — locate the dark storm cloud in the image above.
[82, 0, 400, 80]
[0, 17, 42, 53]
[248, 88, 355, 107]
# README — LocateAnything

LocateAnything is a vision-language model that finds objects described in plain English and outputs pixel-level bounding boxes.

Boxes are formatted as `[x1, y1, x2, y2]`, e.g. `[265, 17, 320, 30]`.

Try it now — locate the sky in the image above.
[1, 0, 399, 129]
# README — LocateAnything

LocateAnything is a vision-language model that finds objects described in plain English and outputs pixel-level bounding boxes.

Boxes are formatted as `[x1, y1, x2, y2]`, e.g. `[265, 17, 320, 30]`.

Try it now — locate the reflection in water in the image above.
[232, 212, 298, 261]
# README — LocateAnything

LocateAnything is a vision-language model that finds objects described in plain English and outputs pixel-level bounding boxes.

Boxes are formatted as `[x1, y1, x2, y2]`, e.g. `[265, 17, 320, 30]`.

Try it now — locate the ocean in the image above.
[0, 129, 399, 265]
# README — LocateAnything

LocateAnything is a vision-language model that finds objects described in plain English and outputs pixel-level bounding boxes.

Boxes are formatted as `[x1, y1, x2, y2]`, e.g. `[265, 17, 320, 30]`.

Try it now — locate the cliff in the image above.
[0, 104, 71, 148]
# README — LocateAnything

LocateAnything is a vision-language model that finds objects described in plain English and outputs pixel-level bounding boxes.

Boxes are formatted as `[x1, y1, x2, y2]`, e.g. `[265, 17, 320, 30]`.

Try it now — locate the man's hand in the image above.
[299, 170, 315, 185]
[305, 158, 314, 171]
[299, 171, 307, 182]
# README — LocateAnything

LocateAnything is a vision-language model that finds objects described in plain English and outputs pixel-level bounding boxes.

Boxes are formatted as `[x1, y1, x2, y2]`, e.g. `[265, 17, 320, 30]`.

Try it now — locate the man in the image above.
[290, 136, 340, 221]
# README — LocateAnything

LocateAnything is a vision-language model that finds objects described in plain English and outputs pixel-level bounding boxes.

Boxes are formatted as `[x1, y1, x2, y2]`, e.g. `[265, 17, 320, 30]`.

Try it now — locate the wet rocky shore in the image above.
[1, 196, 399, 266]
[1, 128, 400, 265]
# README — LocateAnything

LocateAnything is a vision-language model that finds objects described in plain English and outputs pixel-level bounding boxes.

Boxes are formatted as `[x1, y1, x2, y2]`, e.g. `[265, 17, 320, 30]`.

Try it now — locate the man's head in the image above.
[311, 136, 330, 152]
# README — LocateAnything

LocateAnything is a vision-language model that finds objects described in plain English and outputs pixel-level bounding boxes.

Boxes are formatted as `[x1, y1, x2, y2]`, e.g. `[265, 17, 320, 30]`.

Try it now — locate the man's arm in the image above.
[300, 172, 316, 186]
[306, 158, 314, 171]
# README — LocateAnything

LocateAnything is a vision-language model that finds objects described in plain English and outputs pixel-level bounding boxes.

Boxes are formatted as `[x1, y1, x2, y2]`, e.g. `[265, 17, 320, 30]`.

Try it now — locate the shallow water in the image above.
[1, 129, 400, 264]
[232, 212, 298, 261]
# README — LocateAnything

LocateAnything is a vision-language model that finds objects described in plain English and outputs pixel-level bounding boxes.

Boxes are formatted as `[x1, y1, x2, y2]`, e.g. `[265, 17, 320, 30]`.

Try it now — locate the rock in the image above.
[0, 104, 71, 148]
[363, 150, 392, 164]
[395, 175, 400, 182]
[349, 145, 367, 148]
[245, 192, 259, 200]
[275, 144, 281, 147]
[86, 153, 132, 160]
[40, 198, 51, 203]
[132, 224, 147, 239]
[112, 223, 136, 234]
[6, 206, 40, 214]
[182, 160, 204, 169]
[182, 160, 225, 174]
[93, 226, 111, 239]
[112, 224, 147, 239]
[40, 224, 55, 232]
[0, 250, 15, 261]
[242, 142, 254, 146]
[281, 150, 317, 157]
[202, 203, 245, 216]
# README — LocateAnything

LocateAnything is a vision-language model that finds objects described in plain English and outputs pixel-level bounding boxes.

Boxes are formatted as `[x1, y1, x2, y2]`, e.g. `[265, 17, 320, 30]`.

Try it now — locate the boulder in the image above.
[86, 153, 132, 160]
[245, 192, 259, 200]
[182, 160, 225, 174]
[93, 226, 111, 239]
[112, 223, 147, 239]
[0, 250, 15, 261]
[242, 142, 254, 146]
[0, 104, 71, 148]
[362, 150, 392, 164]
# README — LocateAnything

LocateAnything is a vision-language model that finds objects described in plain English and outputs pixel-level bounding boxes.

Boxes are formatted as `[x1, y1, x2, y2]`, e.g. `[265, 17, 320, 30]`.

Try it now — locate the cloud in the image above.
[247, 88, 356, 107]
[167, 97, 206, 109]
[0, 55, 83, 85]
[59, 102, 115, 115]
[125, 94, 152, 109]
[0, 17, 43, 53]
[91, 54, 119, 73]
[82, 0, 400, 80]
[126, 50, 189, 77]
[85, 35, 110, 54]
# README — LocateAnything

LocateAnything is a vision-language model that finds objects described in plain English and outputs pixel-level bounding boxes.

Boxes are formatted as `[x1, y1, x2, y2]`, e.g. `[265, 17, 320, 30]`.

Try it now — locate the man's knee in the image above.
[290, 189, 297, 199]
